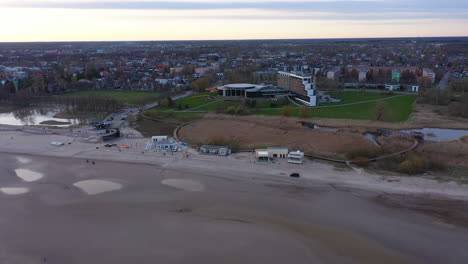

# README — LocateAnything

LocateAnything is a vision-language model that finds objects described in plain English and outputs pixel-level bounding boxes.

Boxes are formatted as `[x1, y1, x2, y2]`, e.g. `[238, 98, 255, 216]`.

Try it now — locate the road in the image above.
[437, 72, 451, 89]
[102, 90, 194, 129]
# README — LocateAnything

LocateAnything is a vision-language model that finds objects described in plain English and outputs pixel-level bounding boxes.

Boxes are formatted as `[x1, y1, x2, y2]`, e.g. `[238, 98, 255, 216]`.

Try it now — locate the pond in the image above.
[401, 128, 468, 142]
[0, 108, 80, 127]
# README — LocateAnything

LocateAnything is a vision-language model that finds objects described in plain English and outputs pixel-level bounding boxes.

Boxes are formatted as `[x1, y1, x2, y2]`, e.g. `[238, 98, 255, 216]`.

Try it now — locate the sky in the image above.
[0, 0, 467, 42]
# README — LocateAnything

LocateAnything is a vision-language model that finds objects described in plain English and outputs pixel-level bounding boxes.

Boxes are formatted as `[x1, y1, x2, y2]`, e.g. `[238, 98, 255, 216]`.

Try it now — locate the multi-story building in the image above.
[422, 68, 436, 83]
[392, 69, 401, 83]
[327, 67, 342, 80]
[359, 69, 369, 82]
[277, 71, 317, 106]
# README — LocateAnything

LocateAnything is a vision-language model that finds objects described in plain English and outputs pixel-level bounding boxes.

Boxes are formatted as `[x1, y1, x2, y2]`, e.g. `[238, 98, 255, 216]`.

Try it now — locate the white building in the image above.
[409, 85, 420, 93]
[385, 84, 400, 91]
[359, 69, 369, 82]
[327, 68, 342, 80]
[288, 151, 305, 164]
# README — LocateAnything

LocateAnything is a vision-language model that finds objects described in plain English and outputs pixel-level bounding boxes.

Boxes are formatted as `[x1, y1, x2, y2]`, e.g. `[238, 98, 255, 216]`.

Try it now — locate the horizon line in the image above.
[1, 35, 468, 44]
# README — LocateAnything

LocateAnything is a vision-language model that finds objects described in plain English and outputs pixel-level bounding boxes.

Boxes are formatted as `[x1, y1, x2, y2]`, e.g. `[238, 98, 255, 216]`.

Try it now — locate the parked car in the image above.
[290, 172, 300, 178]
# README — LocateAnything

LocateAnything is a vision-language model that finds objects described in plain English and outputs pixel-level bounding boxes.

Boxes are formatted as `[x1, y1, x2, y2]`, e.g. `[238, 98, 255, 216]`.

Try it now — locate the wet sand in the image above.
[1, 153, 467, 264]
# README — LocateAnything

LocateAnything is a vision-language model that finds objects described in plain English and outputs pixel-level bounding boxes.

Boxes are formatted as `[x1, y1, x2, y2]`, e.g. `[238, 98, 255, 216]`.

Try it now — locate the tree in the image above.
[299, 106, 309, 118]
[191, 77, 211, 92]
[281, 106, 293, 117]
[160, 98, 171, 107]
[372, 101, 394, 122]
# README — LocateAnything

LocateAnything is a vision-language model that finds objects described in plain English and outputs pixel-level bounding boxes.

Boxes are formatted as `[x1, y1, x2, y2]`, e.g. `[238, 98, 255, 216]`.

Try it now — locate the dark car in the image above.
[107, 117, 114, 121]
[290, 173, 300, 178]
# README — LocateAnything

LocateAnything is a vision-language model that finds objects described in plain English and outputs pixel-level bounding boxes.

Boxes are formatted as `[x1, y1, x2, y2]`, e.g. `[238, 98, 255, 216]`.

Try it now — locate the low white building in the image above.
[288, 151, 305, 164]
[409, 85, 420, 93]
[385, 84, 400, 91]
[255, 149, 270, 162]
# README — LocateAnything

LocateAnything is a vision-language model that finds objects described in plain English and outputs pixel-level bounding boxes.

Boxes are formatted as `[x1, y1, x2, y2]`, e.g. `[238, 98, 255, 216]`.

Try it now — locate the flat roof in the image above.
[289, 151, 304, 155]
[267, 147, 288, 150]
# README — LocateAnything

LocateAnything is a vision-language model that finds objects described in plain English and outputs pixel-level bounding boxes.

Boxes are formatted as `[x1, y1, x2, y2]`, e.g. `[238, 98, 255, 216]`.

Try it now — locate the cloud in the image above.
[2, 0, 467, 14]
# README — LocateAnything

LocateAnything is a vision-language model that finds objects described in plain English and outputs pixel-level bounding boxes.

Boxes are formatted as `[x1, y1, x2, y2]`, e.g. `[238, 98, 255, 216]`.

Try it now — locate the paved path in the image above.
[437, 72, 451, 89]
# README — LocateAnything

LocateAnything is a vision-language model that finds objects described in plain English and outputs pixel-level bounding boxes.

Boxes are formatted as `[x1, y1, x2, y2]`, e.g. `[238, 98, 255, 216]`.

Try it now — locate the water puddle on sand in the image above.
[161, 179, 204, 192]
[15, 169, 44, 182]
[0, 187, 29, 195]
[16, 156, 32, 164]
[73, 180, 123, 195]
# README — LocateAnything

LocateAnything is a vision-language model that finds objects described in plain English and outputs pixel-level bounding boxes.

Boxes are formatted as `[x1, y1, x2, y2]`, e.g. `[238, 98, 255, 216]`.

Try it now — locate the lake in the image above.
[0, 108, 80, 127]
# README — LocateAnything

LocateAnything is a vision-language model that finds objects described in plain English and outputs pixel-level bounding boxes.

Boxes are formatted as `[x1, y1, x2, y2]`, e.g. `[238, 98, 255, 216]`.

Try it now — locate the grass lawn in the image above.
[322, 91, 394, 105]
[154, 92, 217, 111]
[154, 92, 294, 112]
[253, 95, 417, 121]
[62, 90, 160, 106]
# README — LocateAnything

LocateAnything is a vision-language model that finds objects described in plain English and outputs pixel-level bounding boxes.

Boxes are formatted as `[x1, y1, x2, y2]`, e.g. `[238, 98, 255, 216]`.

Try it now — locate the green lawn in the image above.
[154, 92, 293, 111]
[62, 90, 160, 106]
[253, 95, 417, 121]
[322, 91, 394, 106]
[154, 92, 216, 111]
[152, 91, 416, 122]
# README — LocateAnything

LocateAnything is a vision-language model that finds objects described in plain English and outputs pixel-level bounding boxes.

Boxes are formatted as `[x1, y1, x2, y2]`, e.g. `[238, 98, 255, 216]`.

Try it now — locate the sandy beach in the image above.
[1, 129, 468, 263]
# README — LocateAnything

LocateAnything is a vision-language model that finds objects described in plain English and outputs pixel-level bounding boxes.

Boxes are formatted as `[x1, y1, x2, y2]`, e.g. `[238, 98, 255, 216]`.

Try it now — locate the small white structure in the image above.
[288, 151, 305, 164]
[409, 85, 420, 93]
[155, 139, 180, 152]
[255, 149, 270, 162]
[385, 84, 400, 91]
[200, 145, 231, 156]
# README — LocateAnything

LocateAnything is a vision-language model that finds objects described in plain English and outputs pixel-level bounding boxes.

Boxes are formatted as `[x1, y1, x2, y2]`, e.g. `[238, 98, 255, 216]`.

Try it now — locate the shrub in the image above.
[346, 147, 380, 160]
[226, 106, 236, 115]
[147, 110, 161, 119]
[204, 136, 240, 151]
[165, 110, 175, 117]
[235, 105, 249, 115]
[281, 106, 293, 117]
[399, 156, 425, 175]
[372, 101, 395, 122]
[215, 103, 225, 113]
[299, 106, 309, 118]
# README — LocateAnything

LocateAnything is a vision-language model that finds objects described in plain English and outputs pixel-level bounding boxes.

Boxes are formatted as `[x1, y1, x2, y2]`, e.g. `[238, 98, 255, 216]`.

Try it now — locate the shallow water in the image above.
[16, 156, 32, 164]
[401, 128, 468, 141]
[0, 108, 80, 127]
[161, 178, 204, 192]
[73, 179, 123, 195]
[0, 187, 29, 195]
[15, 169, 44, 182]
[364, 133, 380, 146]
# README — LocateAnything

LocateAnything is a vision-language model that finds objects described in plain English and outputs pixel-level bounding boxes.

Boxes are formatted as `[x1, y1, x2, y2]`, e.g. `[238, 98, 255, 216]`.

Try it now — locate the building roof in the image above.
[267, 147, 288, 150]
[220, 83, 266, 90]
[156, 139, 177, 145]
[289, 151, 304, 156]
[201, 145, 229, 150]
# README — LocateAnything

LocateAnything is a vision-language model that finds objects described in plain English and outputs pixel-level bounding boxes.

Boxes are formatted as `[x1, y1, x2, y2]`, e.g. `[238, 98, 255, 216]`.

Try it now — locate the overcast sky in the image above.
[0, 0, 467, 41]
